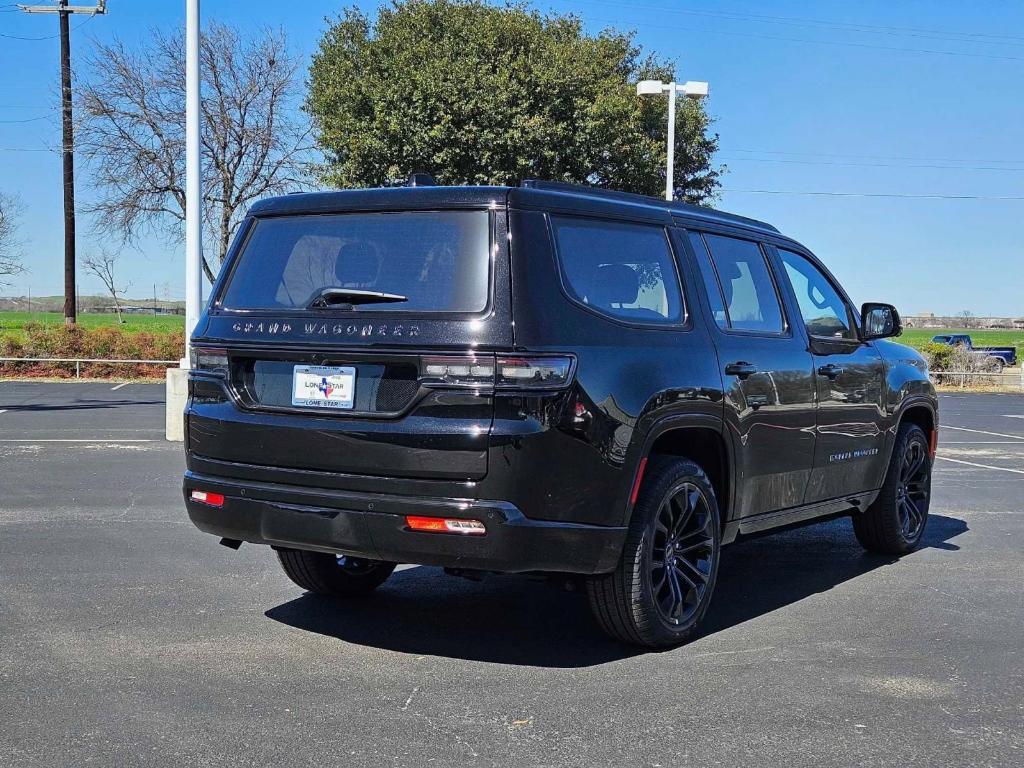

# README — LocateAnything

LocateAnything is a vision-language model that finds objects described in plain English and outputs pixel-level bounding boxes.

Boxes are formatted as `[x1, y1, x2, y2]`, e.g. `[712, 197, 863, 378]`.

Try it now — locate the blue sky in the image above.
[1, 0, 1022, 315]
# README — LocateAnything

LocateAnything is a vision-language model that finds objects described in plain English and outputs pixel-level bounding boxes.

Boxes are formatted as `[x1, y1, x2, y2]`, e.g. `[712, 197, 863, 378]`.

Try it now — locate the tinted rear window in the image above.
[220, 211, 490, 312]
[550, 216, 684, 324]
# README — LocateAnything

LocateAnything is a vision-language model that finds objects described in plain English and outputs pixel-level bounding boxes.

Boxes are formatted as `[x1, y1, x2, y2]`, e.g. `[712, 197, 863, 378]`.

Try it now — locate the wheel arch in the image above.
[897, 399, 937, 453]
[623, 415, 734, 529]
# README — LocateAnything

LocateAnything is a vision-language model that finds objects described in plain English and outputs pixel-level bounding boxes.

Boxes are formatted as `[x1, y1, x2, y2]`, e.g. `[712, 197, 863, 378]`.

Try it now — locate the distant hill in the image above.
[0, 295, 185, 313]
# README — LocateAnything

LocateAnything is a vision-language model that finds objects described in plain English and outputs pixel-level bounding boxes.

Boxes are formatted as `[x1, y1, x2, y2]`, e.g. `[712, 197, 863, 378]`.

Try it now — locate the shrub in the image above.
[921, 341, 1000, 388]
[0, 324, 183, 379]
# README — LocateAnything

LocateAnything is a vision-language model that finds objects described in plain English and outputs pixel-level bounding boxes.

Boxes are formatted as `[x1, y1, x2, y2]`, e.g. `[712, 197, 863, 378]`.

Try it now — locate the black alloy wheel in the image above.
[587, 457, 721, 647]
[895, 438, 929, 544]
[854, 422, 932, 555]
[650, 482, 717, 626]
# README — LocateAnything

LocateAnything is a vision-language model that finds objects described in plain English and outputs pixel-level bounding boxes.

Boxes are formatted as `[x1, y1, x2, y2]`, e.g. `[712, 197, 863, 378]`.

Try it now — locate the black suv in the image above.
[183, 181, 937, 647]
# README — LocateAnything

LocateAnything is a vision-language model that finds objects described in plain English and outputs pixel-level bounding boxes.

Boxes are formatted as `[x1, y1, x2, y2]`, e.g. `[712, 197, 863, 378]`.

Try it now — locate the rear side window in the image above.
[695, 233, 785, 333]
[551, 216, 683, 324]
[220, 211, 491, 312]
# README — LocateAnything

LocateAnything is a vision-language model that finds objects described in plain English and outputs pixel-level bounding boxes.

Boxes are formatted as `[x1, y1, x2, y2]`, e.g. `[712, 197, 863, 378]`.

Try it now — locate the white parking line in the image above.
[110, 382, 129, 391]
[0, 410, 6, 415]
[941, 425, 1024, 440]
[0, 439, 155, 443]
[1004, 415, 1024, 420]
[935, 456, 1024, 475]
[942, 441, 1024, 444]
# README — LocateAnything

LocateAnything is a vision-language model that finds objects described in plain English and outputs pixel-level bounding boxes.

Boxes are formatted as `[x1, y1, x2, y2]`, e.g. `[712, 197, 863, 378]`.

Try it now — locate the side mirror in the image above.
[861, 302, 902, 340]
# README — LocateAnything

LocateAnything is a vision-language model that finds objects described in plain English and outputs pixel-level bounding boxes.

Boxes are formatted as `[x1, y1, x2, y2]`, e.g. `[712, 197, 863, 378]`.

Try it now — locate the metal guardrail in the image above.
[0, 356, 179, 378]
[930, 369, 1024, 390]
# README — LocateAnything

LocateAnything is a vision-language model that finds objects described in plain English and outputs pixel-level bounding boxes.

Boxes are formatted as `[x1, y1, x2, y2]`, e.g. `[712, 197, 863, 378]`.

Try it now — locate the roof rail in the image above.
[519, 179, 779, 233]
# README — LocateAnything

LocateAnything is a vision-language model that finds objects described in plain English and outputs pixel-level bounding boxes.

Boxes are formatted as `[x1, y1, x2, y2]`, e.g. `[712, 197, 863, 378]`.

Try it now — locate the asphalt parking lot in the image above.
[1, 382, 1021, 767]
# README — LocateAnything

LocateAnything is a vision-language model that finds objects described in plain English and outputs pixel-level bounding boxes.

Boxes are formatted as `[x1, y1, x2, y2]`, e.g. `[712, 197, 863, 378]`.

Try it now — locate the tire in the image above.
[992, 358, 1006, 374]
[276, 548, 396, 597]
[853, 423, 932, 555]
[586, 457, 721, 648]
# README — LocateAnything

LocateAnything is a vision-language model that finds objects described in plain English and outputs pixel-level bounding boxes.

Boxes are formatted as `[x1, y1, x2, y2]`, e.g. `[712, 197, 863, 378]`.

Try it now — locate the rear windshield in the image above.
[220, 210, 491, 312]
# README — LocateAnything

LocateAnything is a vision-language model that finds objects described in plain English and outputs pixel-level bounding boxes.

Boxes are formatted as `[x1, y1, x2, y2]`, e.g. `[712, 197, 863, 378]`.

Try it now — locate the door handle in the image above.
[817, 363, 845, 379]
[725, 361, 758, 379]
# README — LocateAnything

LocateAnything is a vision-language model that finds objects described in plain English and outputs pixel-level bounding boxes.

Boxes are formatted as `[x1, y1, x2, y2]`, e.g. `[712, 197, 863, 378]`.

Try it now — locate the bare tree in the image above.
[0, 192, 25, 286]
[77, 23, 311, 283]
[81, 250, 130, 323]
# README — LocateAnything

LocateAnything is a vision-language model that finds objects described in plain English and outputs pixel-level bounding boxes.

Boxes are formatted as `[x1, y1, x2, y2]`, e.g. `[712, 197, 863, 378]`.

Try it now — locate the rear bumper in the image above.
[183, 471, 626, 575]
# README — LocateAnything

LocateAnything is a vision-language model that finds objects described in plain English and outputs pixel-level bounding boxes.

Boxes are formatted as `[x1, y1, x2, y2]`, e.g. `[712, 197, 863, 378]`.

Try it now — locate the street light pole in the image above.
[183, 0, 202, 366]
[636, 78, 710, 202]
[665, 81, 676, 202]
[169, 0, 203, 440]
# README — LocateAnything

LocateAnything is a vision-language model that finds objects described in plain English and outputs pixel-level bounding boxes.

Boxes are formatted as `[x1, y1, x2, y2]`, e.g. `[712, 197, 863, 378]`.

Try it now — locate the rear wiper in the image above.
[307, 288, 409, 310]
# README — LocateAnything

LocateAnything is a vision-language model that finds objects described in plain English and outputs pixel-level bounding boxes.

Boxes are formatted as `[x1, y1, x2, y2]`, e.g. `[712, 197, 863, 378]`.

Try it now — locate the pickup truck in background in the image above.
[931, 334, 1018, 370]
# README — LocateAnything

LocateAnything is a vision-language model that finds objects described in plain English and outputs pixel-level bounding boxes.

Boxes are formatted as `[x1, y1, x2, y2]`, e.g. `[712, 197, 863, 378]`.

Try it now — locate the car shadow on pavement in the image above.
[265, 513, 967, 668]
[0, 399, 164, 412]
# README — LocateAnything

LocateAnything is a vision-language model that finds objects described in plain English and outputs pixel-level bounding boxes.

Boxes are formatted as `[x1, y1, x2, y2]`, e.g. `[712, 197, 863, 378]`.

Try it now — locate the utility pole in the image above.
[18, 1, 107, 326]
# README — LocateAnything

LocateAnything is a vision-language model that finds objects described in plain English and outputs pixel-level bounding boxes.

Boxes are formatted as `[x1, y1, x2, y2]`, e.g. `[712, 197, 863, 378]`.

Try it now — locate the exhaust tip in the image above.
[219, 537, 243, 550]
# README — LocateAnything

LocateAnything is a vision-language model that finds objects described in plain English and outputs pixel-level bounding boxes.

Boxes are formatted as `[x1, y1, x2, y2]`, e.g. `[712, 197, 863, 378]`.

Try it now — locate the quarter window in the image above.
[777, 248, 856, 340]
[551, 217, 684, 324]
[697, 233, 785, 333]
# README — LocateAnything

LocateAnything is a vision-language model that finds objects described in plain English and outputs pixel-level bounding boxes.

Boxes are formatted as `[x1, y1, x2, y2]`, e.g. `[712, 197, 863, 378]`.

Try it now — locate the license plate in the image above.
[291, 365, 356, 409]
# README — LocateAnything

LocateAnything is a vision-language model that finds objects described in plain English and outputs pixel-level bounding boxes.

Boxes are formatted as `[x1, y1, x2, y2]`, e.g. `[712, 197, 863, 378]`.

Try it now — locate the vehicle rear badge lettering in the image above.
[233, 321, 419, 338]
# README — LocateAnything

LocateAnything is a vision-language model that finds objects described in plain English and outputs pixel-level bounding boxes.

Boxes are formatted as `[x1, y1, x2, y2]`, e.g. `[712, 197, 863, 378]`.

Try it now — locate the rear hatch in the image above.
[188, 202, 513, 482]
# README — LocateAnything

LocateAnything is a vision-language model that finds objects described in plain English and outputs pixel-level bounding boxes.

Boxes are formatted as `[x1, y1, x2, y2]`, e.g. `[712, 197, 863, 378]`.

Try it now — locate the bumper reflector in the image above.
[191, 490, 225, 508]
[406, 516, 486, 535]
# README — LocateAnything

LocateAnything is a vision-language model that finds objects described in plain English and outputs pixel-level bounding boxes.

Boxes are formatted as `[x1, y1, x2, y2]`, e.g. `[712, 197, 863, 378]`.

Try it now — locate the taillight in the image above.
[190, 346, 229, 377]
[405, 516, 486, 535]
[420, 355, 496, 386]
[190, 490, 225, 507]
[496, 356, 574, 389]
[419, 354, 575, 390]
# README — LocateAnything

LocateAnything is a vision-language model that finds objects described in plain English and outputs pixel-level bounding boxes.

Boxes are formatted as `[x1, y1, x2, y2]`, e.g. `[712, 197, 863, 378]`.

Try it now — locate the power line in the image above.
[723, 189, 1024, 200]
[559, 0, 1024, 47]
[720, 148, 1024, 165]
[0, 113, 55, 124]
[0, 13, 93, 40]
[580, 13, 1024, 63]
[717, 156, 1024, 172]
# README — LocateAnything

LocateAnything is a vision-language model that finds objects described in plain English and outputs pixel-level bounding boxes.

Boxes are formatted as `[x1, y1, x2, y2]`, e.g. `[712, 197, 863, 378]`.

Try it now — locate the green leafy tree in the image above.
[307, 0, 721, 202]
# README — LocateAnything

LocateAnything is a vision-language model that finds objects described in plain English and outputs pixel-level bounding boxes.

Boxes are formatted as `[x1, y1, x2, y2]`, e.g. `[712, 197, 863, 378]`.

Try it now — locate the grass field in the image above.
[0, 311, 184, 339]
[0, 311, 1021, 360]
[901, 327, 1024, 359]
